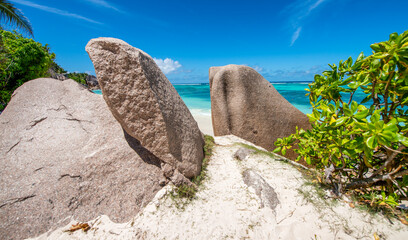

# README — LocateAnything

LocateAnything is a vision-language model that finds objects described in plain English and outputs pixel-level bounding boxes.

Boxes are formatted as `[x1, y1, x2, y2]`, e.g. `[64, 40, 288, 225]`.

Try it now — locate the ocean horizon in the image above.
[93, 82, 314, 115]
[174, 82, 314, 115]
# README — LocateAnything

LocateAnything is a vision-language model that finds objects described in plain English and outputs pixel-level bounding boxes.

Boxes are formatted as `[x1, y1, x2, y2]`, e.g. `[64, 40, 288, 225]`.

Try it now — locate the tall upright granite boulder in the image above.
[86, 38, 204, 179]
[209, 65, 310, 161]
[0, 78, 164, 240]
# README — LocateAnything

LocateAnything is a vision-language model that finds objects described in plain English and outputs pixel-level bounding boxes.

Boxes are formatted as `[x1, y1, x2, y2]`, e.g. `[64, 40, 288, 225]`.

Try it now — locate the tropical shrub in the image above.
[0, 30, 54, 111]
[49, 62, 93, 86]
[65, 72, 88, 85]
[49, 61, 67, 74]
[274, 30, 408, 201]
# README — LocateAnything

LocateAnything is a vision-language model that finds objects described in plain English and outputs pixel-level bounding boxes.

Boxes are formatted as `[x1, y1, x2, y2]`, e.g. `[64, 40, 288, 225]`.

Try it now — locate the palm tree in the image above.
[0, 0, 33, 36]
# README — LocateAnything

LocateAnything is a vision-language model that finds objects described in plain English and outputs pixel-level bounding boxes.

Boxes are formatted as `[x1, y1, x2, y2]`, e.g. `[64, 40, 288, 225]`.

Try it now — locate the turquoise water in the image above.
[174, 83, 314, 115]
[271, 83, 313, 114]
[173, 84, 213, 115]
[93, 83, 314, 114]
[174, 83, 371, 115]
[93, 83, 374, 116]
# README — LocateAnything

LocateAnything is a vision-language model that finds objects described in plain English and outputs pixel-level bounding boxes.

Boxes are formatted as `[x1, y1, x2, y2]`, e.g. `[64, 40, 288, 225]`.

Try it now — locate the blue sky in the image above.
[6, 0, 408, 83]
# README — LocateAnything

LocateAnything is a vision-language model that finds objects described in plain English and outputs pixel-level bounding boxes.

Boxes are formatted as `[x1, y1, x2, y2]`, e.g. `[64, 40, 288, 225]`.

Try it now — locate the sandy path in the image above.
[192, 112, 213, 136]
[31, 135, 408, 240]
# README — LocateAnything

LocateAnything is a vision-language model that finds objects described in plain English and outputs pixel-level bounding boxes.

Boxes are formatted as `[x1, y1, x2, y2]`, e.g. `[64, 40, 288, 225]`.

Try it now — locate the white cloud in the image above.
[253, 66, 264, 72]
[83, 0, 120, 12]
[154, 58, 182, 74]
[284, 0, 329, 46]
[241, 64, 264, 73]
[10, 0, 101, 24]
[290, 27, 302, 46]
[262, 65, 328, 82]
[309, 0, 326, 12]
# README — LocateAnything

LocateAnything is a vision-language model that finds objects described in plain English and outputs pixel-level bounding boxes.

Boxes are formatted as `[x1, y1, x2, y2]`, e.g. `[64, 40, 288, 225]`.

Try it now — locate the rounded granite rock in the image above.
[209, 64, 310, 161]
[0, 78, 164, 239]
[86, 38, 204, 178]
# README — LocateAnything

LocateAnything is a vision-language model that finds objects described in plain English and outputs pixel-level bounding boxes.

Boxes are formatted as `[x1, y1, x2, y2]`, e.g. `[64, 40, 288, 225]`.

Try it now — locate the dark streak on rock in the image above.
[34, 167, 44, 172]
[96, 197, 105, 206]
[48, 199, 54, 209]
[6, 140, 20, 154]
[26, 117, 47, 130]
[58, 174, 82, 181]
[64, 118, 93, 124]
[0, 195, 36, 209]
[47, 104, 68, 112]
[64, 117, 93, 133]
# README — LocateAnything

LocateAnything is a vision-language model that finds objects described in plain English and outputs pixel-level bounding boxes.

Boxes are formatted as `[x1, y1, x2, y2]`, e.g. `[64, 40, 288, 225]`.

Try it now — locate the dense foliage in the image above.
[0, 30, 54, 111]
[49, 61, 67, 74]
[49, 62, 94, 86]
[274, 31, 408, 203]
[65, 72, 88, 85]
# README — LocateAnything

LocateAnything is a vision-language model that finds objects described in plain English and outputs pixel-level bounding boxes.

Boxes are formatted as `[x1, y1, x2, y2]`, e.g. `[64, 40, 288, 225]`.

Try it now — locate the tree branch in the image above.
[346, 168, 408, 190]
[370, 145, 404, 177]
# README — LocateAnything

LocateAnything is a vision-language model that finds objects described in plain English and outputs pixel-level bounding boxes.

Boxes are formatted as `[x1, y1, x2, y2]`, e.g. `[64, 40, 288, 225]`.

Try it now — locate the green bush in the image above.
[0, 30, 55, 111]
[65, 72, 88, 85]
[274, 30, 408, 200]
[49, 62, 92, 86]
[49, 61, 67, 74]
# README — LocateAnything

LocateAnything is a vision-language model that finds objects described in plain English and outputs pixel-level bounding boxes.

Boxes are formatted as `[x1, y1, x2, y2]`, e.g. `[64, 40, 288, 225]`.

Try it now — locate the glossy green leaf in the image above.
[397, 135, 408, 146]
[370, 43, 382, 52]
[273, 147, 282, 153]
[371, 113, 381, 123]
[354, 109, 369, 119]
[389, 32, 398, 41]
[371, 59, 381, 69]
[334, 117, 348, 127]
[351, 101, 358, 113]
[357, 52, 365, 61]
[366, 136, 377, 149]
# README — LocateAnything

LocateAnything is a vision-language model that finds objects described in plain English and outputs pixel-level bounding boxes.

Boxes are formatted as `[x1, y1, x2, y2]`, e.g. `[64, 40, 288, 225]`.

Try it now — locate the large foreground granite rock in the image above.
[209, 65, 310, 161]
[0, 78, 163, 240]
[86, 38, 204, 178]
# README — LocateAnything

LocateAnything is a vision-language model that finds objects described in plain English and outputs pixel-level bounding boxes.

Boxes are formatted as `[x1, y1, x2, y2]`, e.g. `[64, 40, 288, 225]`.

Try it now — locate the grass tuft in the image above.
[169, 135, 215, 208]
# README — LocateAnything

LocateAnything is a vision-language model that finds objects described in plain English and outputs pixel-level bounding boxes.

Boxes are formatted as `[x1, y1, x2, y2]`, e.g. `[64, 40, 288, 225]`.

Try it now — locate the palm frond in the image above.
[0, 0, 33, 36]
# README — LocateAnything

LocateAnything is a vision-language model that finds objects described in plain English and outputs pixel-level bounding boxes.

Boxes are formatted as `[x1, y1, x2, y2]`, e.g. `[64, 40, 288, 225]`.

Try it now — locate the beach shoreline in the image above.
[191, 111, 213, 136]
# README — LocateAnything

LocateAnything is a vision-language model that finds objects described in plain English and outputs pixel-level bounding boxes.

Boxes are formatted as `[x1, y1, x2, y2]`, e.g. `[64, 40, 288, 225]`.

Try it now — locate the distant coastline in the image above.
[172, 81, 313, 85]
[93, 82, 313, 115]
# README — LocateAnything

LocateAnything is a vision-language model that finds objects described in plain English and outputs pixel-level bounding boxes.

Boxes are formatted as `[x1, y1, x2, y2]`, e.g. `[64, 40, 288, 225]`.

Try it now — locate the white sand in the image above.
[192, 112, 213, 136]
[30, 135, 408, 240]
